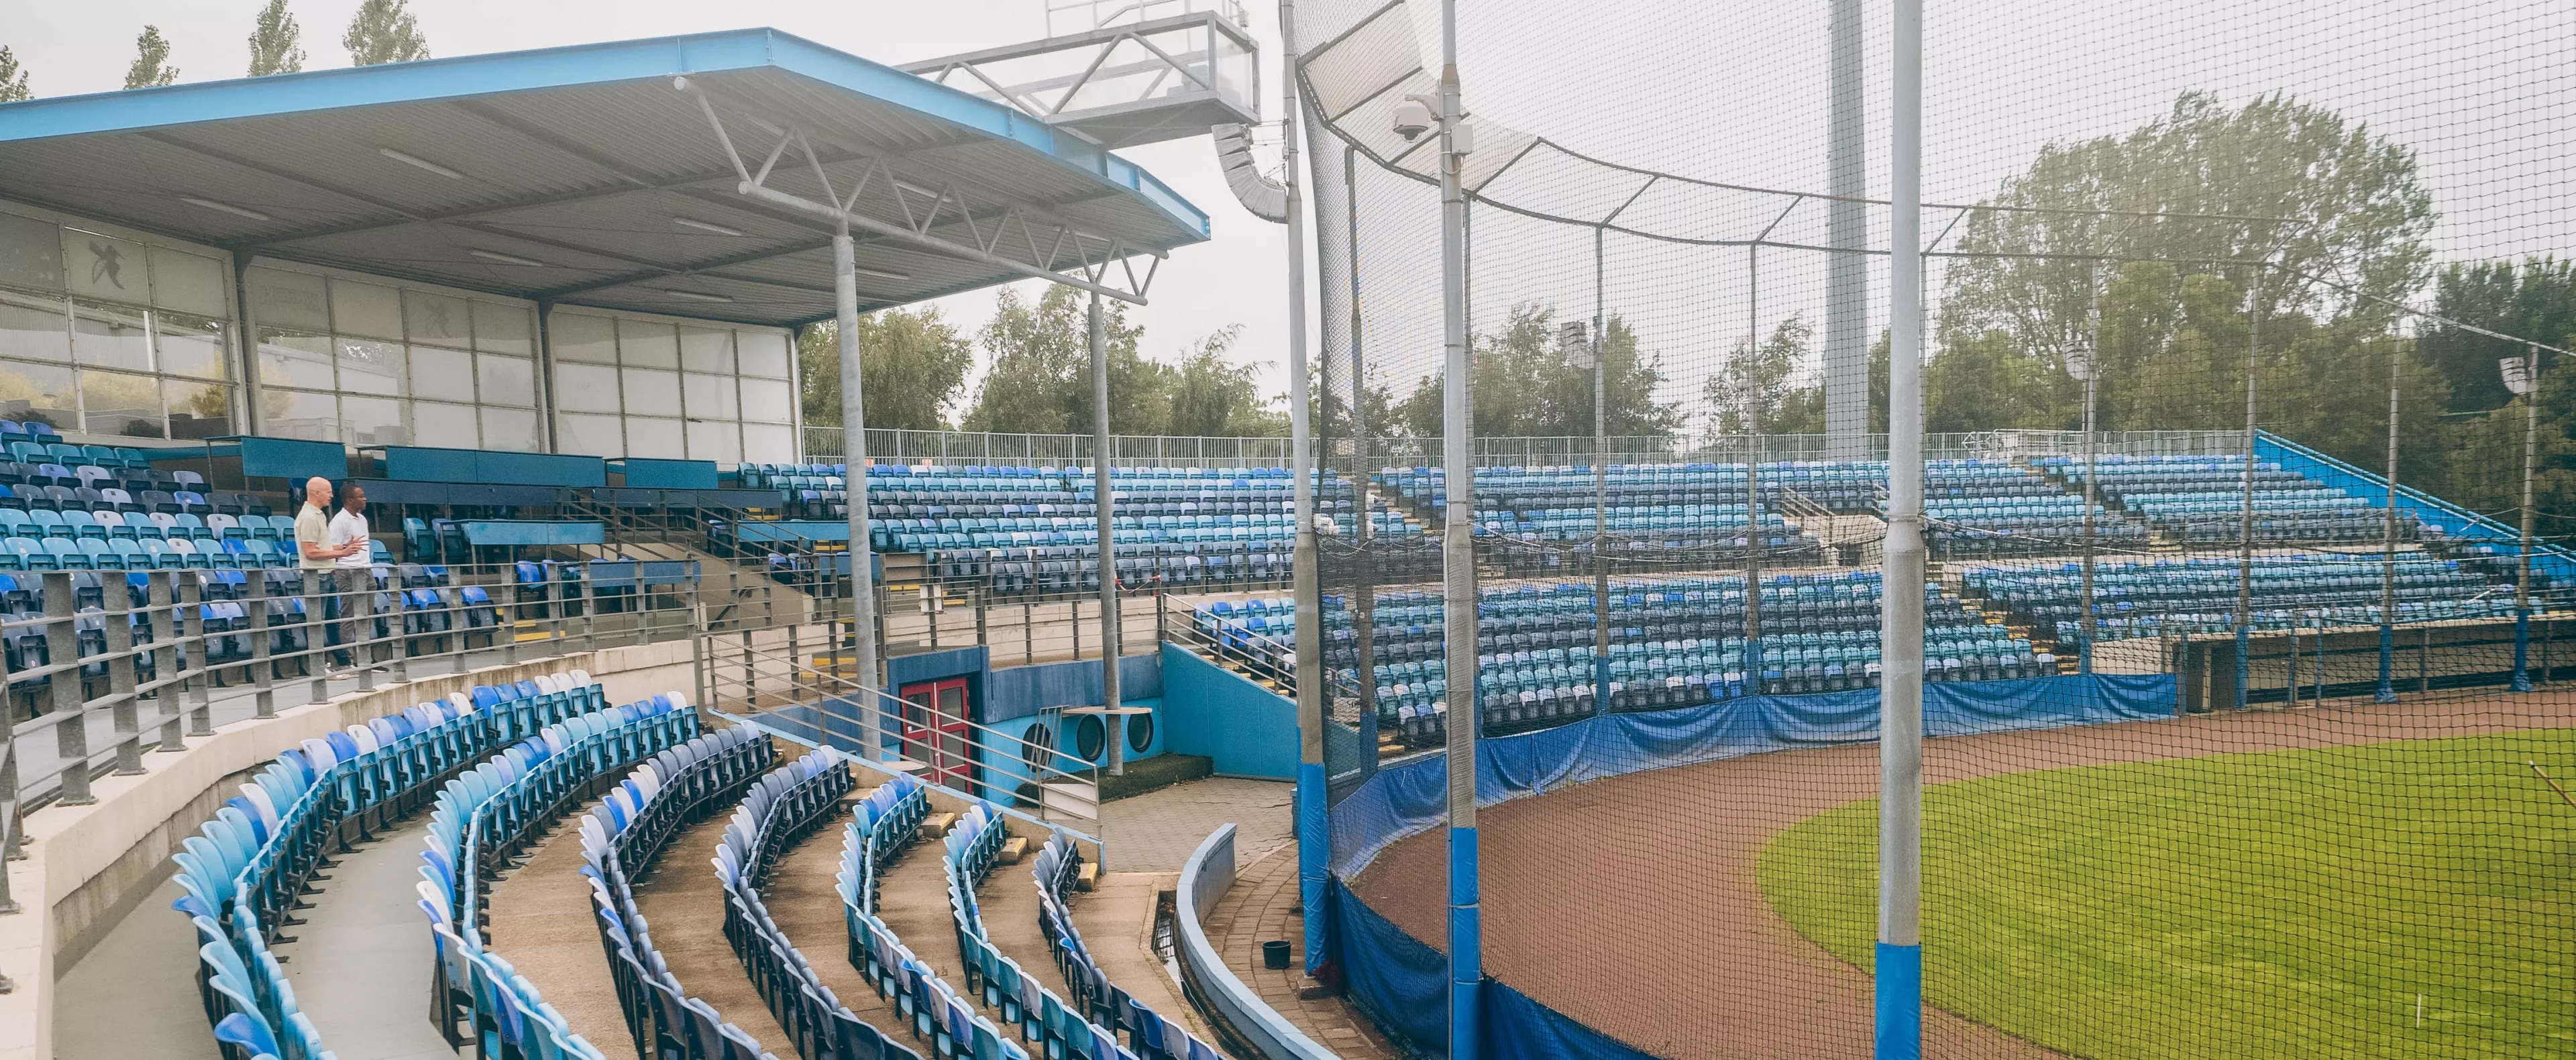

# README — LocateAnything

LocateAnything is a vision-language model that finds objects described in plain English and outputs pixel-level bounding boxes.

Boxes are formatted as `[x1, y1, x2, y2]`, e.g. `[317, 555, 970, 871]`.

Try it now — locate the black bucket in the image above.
[1262, 940, 1292, 970]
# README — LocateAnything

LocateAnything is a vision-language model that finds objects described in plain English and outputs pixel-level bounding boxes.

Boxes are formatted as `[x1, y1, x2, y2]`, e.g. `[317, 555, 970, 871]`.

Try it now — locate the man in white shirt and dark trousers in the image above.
[293, 477, 362, 674]
[327, 482, 375, 672]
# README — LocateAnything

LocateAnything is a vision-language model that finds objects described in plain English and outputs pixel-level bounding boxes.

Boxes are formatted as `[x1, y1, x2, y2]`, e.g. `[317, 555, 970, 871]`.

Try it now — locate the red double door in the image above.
[897, 677, 972, 788]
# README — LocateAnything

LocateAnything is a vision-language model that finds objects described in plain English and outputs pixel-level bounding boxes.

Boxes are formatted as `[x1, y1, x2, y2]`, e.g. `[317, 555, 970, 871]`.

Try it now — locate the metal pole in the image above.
[1281, 0, 1331, 979]
[1593, 227, 1611, 717]
[1876, 0, 1925, 1054]
[1349, 144, 1381, 766]
[2235, 274, 2259, 710]
[1746, 246, 1764, 696]
[837, 225, 884, 760]
[2377, 339, 2400, 702]
[1090, 292, 1126, 773]
[1436, 0, 1482, 1053]
[2078, 270, 2099, 674]
[2515, 342, 2538, 692]
[1824, 0, 1868, 460]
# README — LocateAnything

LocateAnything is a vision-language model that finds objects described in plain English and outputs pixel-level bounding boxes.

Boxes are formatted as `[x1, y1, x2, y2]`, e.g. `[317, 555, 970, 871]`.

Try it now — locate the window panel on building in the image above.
[409, 345, 476, 403]
[682, 372, 737, 420]
[552, 362, 619, 413]
[621, 367, 680, 418]
[259, 330, 335, 390]
[0, 290, 69, 362]
[337, 337, 403, 396]
[743, 423, 795, 464]
[481, 406, 540, 452]
[737, 330, 791, 378]
[329, 278, 401, 339]
[0, 358, 77, 430]
[405, 289, 473, 348]
[156, 313, 228, 380]
[617, 319, 678, 369]
[79, 369, 162, 437]
[741, 377, 794, 423]
[552, 311, 615, 362]
[64, 231, 149, 303]
[0, 211, 66, 290]
[150, 249, 228, 317]
[248, 267, 329, 331]
[556, 413, 625, 458]
[474, 301, 532, 356]
[270, 389, 339, 441]
[411, 400, 478, 447]
[476, 353, 535, 407]
[625, 416, 684, 458]
[680, 326, 734, 374]
[341, 394, 404, 447]
[685, 419, 741, 464]
[164, 377, 232, 439]
[71, 300, 153, 372]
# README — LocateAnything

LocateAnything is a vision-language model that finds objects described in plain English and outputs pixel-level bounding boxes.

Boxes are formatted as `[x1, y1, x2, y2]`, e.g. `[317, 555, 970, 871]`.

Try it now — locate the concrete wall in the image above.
[1158, 644, 1297, 780]
[0, 637, 696, 1060]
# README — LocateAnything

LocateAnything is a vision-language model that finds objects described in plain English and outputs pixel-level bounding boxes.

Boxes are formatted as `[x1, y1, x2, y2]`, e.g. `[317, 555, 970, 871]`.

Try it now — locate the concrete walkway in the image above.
[1071, 871, 1221, 1046]
[484, 794, 628, 1054]
[53, 877, 226, 1060]
[1098, 778, 1293, 873]
[759, 798, 913, 1037]
[278, 817, 453, 1060]
[1204, 845, 1400, 1060]
[629, 796, 796, 1053]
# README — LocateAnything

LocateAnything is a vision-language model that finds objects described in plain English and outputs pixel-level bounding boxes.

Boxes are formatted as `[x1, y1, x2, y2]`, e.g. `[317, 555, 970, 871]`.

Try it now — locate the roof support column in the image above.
[836, 224, 884, 760]
[1091, 289, 1123, 771]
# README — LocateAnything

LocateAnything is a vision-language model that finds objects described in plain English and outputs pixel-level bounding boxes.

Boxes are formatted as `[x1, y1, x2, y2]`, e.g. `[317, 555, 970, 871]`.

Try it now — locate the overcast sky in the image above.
[0, 0, 1310, 411]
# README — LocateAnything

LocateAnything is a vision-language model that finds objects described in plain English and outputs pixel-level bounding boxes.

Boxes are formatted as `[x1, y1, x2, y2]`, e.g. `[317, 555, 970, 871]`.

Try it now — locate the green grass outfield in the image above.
[1757, 730, 2576, 1059]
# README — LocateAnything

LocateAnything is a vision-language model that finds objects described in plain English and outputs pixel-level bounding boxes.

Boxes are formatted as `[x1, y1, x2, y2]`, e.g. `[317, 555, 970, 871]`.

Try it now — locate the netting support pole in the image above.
[1823, 0, 1869, 460]
[2235, 273, 2259, 712]
[1592, 227, 1611, 719]
[1745, 246, 1764, 697]
[836, 225, 883, 763]
[2078, 270, 2098, 674]
[2514, 342, 2538, 692]
[2377, 339, 2399, 702]
[1876, 0, 1925, 1055]
[1091, 290, 1125, 772]
[1436, 1, 1483, 1055]
[1281, 0, 1331, 981]
[1349, 144, 1381, 774]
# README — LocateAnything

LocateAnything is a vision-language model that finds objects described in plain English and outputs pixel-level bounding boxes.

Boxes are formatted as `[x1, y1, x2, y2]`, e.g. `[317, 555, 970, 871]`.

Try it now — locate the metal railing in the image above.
[0, 559, 717, 835]
[801, 427, 2246, 468]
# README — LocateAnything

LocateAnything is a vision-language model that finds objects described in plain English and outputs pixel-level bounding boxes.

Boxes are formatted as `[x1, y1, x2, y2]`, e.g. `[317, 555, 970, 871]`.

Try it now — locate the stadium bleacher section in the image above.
[1964, 553, 2519, 645]
[836, 775, 1030, 1060]
[578, 723, 783, 1060]
[2035, 454, 2418, 545]
[712, 750, 908, 1060]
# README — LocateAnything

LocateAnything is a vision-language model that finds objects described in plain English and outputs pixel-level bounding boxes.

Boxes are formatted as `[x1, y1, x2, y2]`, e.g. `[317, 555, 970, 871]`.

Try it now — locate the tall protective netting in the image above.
[1299, 1, 2576, 1058]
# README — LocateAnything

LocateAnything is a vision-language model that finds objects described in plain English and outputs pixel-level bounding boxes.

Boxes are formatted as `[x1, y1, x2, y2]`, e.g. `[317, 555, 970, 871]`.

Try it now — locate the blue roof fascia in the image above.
[0, 27, 1209, 245]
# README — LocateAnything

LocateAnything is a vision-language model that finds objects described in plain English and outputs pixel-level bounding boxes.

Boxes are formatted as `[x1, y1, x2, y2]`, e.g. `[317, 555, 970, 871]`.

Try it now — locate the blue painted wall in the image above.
[1160, 643, 1299, 780]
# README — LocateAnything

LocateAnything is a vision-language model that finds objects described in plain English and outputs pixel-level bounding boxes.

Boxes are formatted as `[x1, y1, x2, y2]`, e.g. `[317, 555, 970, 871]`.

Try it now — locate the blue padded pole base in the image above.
[1448, 824, 1481, 1060]
[1875, 942, 1922, 1060]
[2512, 610, 2532, 692]
[2233, 625, 2251, 711]
[1297, 761, 1330, 973]
[2375, 622, 2396, 703]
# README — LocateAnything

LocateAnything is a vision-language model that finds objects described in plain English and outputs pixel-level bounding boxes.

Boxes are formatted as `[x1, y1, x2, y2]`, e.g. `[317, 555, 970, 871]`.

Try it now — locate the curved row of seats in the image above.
[1960, 554, 2524, 644]
[168, 676, 597, 1060]
[939, 809, 1210, 1060]
[836, 777, 1028, 1060]
[713, 751, 920, 1060]
[417, 689, 703, 1060]
[578, 723, 778, 1060]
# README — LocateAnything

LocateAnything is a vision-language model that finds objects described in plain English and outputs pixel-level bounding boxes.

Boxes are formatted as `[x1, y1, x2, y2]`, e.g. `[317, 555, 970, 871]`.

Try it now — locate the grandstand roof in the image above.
[0, 28, 1210, 326]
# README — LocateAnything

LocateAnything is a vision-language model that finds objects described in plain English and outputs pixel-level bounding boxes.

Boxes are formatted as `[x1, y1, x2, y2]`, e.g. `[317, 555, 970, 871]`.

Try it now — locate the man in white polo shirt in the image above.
[329, 482, 374, 670]
[293, 476, 361, 672]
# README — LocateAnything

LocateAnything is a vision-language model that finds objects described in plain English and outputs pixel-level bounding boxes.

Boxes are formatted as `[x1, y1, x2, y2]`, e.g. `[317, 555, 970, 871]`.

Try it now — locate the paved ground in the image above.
[1100, 777, 1294, 872]
[1204, 845, 1401, 1060]
[1351, 692, 2576, 1060]
[763, 798, 912, 1036]
[279, 818, 453, 1060]
[53, 877, 227, 1060]
[484, 794, 628, 1054]
[630, 793, 796, 1053]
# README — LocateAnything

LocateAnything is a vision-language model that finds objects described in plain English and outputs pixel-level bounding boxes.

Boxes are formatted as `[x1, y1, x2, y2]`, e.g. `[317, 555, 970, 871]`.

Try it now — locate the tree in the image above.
[1164, 326, 1287, 437]
[1929, 91, 2434, 434]
[343, 0, 430, 66]
[0, 46, 32, 102]
[1705, 316, 1826, 436]
[961, 285, 1163, 435]
[2420, 257, 2576, 413]
[1393, 303, 1682, 439]
[798, 306, 975, 431]
[123, 26, 178, 89]
[248, 0, 308, 76]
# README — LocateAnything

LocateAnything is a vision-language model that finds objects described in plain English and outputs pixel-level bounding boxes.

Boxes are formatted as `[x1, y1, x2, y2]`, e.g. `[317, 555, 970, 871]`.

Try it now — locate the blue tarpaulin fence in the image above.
[1324, 672, 2175, 1059]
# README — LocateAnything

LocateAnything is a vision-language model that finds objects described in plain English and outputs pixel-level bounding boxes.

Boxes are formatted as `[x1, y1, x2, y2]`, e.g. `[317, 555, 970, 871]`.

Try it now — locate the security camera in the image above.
[1392, 98, 1434, 142]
